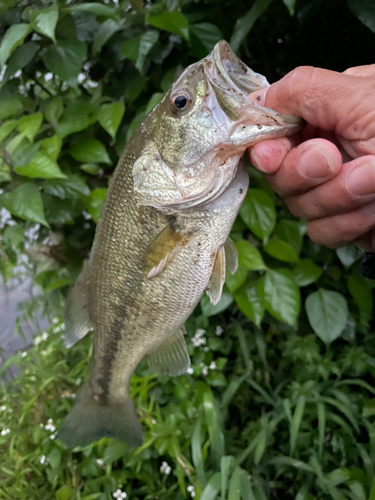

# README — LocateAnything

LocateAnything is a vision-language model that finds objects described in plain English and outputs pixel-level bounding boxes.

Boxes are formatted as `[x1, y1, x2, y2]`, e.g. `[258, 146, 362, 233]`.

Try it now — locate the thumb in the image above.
[250, 66, 361, 132]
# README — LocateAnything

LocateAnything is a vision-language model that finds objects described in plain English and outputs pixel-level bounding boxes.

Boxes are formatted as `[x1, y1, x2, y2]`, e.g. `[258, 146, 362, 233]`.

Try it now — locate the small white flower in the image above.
[0, 405, 6, 412]
[202, 346, 209, 352]
[44, 72, 53, 81]
[52, 317, 59, 324]
[41, 332, 49, 341]
[31, 33, 42, 41]
[215, 326, 223, 337]
[21, 351, 27, 358]
[209, 361, 217, 370]
[187, 485, 195, 497]
[45, 419, 56, 432]
[77, 72, 86, 83]
[191, 329, 207, 347]
[34, 336, 42, 346]
[31, 376, 36, 381]
[40, 455, 48, 464]
[76, 378, 82, 386]
[47, 418, 53, 424]
[202, 366, 209, 376]
[41, 351, 46, 356]
[186, 367, 194, 375]
[12, 69, 22, 79]
[1, 429, 10, 436]
[113, 489, 127, 499]
[49, 433, 57, 440]
[160, 461, 172, 475]
[96, 458, 104, 467]
[35, 70, 42, 78]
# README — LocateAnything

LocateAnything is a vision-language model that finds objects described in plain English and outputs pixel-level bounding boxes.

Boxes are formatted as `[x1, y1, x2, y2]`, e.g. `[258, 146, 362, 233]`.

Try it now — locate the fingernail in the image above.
[248, 88, 267, 107]
[297, 145, 336, 179]
[249, 149, 267, 172]
[345, 164, 375, 197]
[362, 200, 375, 216]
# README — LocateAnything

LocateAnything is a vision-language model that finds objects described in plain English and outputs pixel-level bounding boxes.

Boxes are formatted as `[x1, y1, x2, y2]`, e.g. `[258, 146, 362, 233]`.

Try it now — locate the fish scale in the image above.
[58, 40, 303, 448]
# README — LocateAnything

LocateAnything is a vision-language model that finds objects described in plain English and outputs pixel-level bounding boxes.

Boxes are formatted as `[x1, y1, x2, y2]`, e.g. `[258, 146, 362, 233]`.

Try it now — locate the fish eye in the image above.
[170, 92, 191, 113]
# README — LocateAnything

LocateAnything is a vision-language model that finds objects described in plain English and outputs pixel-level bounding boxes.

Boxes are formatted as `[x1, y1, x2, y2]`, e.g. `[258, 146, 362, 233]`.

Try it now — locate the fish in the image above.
[58, 40, 302, 448]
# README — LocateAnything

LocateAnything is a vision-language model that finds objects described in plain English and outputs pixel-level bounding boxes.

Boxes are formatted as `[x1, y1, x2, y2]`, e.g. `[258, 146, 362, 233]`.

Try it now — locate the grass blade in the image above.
[228, 466, 241, 500]
[201, 472, 221, 500]
[290, 396, 306, 455]
[317, 403, 326, 460]
[220, 456, 234, 500]
[192, 416, 206, 485]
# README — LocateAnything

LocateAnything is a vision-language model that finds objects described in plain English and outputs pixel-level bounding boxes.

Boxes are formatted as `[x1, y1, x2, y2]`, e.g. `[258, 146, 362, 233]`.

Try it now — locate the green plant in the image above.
[1, 0, 375, 499]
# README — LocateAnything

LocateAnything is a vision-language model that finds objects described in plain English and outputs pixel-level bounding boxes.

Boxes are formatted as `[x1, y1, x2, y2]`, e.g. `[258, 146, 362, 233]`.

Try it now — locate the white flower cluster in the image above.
[191, 329, 206, 347]
[0, 405, 6, 412]
[44, 418, 56, 432]
[40, 455, 48, 465]
[113, 488, 127, 499]
[96, 458, 104, 467]
[200, 361, 217, 376]
[187, 485, 195, 498]
[186, 367, 194, 375]
[160, 461, 172, 475]
[1, 428, 10, 436]
[34, 332, 49, 346]
[215, 325, 223, 337]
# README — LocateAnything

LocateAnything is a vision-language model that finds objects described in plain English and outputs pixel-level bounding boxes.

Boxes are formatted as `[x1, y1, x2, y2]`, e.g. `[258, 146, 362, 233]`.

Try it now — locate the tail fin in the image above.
[58, 382, 143, 448]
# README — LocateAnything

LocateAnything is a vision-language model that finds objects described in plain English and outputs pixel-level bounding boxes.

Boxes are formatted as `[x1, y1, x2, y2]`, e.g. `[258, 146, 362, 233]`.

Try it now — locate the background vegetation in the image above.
[1, 0, 375, 499]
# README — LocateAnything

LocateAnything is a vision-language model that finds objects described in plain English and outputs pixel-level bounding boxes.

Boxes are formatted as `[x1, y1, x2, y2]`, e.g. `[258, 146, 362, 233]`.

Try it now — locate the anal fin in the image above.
[148, 327, 190, 376]
[144, 223, 190, 278]
[206, 245, 226, 305]
[63, 260, 93, 349]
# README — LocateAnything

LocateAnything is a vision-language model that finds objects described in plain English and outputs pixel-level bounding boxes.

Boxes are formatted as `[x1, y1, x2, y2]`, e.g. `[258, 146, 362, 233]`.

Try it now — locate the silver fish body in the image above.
[59, 41, 302, 448]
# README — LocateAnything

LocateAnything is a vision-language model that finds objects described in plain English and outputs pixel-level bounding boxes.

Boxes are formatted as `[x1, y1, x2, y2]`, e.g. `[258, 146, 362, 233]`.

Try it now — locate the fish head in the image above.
[133, 40, 303, 211]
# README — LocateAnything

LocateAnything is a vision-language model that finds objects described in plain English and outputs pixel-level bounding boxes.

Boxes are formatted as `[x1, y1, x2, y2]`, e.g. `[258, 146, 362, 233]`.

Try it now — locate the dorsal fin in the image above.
[144, 223, 190, 278]
[206, 245, 226, 305]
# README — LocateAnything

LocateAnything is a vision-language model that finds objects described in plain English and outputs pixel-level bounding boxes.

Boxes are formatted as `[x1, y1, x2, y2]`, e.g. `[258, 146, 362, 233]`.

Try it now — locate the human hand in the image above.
[247, 65, 375, 251]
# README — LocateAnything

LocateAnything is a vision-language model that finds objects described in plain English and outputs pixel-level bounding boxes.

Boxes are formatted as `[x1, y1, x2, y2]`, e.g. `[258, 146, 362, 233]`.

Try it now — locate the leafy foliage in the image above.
[1, 0, 375, 499]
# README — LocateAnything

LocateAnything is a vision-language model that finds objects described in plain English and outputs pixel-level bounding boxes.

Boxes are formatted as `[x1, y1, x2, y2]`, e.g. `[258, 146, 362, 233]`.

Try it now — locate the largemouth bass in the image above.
[59, 41, 302, 448]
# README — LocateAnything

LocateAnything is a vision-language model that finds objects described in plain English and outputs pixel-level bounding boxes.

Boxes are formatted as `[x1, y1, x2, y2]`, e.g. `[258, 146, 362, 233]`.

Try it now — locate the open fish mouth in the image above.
[206, 40, 302, 130]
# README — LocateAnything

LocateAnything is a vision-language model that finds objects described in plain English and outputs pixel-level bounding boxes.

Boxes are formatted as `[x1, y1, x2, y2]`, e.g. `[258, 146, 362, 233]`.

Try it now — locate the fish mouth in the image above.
[206, 40, 303, 133]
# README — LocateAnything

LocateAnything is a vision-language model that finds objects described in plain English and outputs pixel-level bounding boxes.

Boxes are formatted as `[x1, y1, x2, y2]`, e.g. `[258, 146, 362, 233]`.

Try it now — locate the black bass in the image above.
[59, 41, 302, 448]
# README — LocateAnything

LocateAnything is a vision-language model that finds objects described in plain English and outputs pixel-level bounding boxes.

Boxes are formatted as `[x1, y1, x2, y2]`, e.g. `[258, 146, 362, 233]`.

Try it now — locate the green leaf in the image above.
[292, 259, 322, 287]
[258, 269, 300, 326]
[230, 0, 274, 52]
[290, 396, 305, 455]
[239, 469, 256, 500]
[274, 219, 303, 254]
[228, 466, 241, 500]
[264, 239, 299, 263]
[11, 140, 40, 167]
[0, 183, 48, 226]
[98, 102, 125, 139]
[85, 188, 107, 222]
[239, 189, 276, 241]
[42, 174, 90, 199]
[136, 30, 159, 73]
[336, 244, 363, 268]
[56, 486, 71, 500]
[282, 0, 297, 15]
[15, 152, 66, 179]
[80, 163, 100, 175]
[69, 138, 111, 164]
[0, 23, 31, 66]
[45, 97, 64, 126]
[147, 11, 190, 41]
[0, 120, 17, 144]
[145, 92, 164, 115]
[0, 160, 11, 183]
[347, 0, 375, 33]
[65, 2, 118, 18]
[56, 102, 98, 137]
[42, 194, 83, 225]
[93, 19, 121, 55]
[0, 96, 23, 120]
[201, 472, 221, 500]
[220, 456, 235, 500]
[305, 289, 348, 344]
[201, 290, 233, 317]
[124, 75, 148, 103]
[120, 36, 140, 62]
[203, 392, 224, 464]
[234, 283, 264, 327]
[30, 4, 59, 43]
[40, 135, 61, 161]
[192, 417, 206, 485]
[317, 403, 326, 459]
[235, 240, 265, 271]
[3, 42, 39, 83]
[190, 23, 223, 58]
[347, 274, 373, 317]
[43, 40, 87, 85]
[225, 267, 247, 293]
[18, 112, 43, 141]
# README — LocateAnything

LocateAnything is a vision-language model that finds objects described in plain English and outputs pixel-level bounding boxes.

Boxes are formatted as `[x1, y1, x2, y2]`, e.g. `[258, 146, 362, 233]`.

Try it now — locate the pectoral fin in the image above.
[148, 327, 190, 376]
[145, 223, 190, 278]
[63, 260, 93, 348]
[206, 245, 226, 305]
[225, 237, 238, 274]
